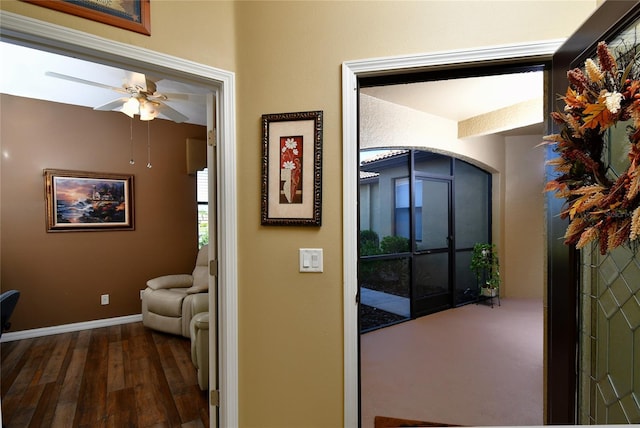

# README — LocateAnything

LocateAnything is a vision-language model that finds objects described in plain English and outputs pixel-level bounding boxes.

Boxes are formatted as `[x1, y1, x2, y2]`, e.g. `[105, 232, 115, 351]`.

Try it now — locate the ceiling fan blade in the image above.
[93, 98, 129, 111]
[45, 71, 127, 94]
[158, 92, 206, 103]
[157, 102, 189, 123]
[123, 71, 148, 92]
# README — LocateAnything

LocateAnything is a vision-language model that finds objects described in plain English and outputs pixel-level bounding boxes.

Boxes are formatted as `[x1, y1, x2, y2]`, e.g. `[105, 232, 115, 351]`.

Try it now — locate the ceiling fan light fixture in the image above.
[44, 70, 192, 124]
[121, 97, 140, 118]
[139, 99, 159, 121]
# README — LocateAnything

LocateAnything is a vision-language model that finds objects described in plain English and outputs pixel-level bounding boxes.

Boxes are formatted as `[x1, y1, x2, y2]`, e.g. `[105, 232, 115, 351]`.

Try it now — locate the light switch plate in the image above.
[299, 248, 323, 273]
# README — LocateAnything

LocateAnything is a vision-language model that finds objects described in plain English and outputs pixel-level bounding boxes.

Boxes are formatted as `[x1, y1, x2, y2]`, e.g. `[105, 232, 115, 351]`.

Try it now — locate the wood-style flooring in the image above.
[1, 322, 209, 427]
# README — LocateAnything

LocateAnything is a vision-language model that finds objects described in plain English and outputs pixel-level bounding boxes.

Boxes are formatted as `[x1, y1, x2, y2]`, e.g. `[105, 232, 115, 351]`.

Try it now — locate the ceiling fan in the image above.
[44, 70, 192, 123]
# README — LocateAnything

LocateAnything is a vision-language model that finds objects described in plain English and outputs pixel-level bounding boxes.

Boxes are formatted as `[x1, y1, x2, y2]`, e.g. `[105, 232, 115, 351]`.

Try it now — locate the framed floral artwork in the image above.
[261, 111, 322, 226]
[44, 169, 135, 232]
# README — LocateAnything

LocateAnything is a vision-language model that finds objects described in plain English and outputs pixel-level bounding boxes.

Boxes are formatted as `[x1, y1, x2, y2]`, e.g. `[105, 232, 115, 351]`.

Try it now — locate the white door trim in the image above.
[341, 39, 563, 427]
[0, 12, 238, 427]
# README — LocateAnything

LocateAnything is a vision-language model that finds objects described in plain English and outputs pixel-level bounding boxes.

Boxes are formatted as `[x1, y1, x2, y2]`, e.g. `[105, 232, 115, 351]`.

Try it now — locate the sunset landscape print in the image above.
[44, 169, 134, 231]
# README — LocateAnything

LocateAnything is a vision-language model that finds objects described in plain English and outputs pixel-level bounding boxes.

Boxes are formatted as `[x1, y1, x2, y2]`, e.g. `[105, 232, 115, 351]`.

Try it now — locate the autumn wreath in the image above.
[544, 41, 640, 254]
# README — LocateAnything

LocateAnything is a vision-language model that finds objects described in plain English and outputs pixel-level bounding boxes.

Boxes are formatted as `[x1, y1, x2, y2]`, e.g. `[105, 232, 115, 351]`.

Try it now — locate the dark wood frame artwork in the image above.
[22, 0, 151, 35]
[546, 1, 640, 424]
[44, 169, 135, 232]
[261, 110, 323, 226]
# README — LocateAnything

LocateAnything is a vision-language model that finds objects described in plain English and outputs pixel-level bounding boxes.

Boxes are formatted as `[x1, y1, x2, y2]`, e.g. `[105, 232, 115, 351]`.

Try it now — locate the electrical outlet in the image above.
[101, 294, 109, 305]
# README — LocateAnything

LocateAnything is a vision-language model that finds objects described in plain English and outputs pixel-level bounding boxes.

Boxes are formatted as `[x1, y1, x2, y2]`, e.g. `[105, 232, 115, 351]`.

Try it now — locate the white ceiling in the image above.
[1, 41, 543, 133]
[0, 41, 211, 126]
[361, 71, 544, 134]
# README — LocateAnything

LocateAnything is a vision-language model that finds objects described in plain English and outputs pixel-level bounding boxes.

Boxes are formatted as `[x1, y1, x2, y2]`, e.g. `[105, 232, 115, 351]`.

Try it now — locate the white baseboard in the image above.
[0, 314, 143, 342]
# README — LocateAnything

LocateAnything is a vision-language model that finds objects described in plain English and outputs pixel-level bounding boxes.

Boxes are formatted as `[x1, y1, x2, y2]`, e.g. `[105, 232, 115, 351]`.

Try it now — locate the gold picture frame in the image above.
[261, 111, 323, 226]
[44, 169, 135, 232]
[23, 0, 151, 36]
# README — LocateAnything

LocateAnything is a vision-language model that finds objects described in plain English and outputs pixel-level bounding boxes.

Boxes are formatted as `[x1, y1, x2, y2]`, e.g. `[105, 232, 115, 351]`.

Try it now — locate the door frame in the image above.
[0, 11, 239, 427]
[342, 39, 563, 427]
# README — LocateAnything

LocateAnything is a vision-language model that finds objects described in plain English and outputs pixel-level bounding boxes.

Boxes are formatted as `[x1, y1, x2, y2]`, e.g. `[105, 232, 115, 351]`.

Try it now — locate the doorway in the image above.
[0, 12, 238, 427]
[359, 149, 492, 332]
[413, 175, 453, 315]
[342, 42, 559, 427]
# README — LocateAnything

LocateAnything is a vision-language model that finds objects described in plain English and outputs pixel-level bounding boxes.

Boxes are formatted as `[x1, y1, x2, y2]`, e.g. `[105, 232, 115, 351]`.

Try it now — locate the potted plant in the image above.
[470, 243, 500, 297]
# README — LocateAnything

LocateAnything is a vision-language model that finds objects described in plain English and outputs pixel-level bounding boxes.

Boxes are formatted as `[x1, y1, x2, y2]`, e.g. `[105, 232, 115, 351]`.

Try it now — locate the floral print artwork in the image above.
[261, 110, 322, 225]
[280, 136, 303, 203]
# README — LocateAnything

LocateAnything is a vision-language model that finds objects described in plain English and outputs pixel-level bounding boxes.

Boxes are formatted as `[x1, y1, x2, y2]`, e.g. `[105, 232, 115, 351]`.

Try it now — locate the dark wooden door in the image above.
[546, 1, 640, 423]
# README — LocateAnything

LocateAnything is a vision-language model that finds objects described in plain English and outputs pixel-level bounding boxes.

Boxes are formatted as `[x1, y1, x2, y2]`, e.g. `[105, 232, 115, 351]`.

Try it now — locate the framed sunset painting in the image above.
[22, 0, 151, 35]
[261, 111, 323, 226]
[44, 169, 134, 232]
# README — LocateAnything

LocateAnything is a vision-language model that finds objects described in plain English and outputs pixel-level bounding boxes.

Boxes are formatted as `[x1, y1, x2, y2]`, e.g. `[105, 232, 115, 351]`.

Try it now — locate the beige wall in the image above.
[0, 0, 237, 72]
[236, 3, 594, 426]
[1, 95, 206, 330]
[504, 135, 546, 299]
[0, 1, 598, 426]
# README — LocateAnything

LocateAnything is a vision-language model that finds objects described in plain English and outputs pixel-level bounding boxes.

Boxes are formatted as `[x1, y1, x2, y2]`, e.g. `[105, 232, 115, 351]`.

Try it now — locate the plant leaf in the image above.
[582, 102, 613, 129]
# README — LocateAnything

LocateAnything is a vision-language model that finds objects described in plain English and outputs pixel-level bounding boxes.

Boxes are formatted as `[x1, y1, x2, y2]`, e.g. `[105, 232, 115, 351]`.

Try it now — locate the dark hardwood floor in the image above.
[1, 322, 209, 427]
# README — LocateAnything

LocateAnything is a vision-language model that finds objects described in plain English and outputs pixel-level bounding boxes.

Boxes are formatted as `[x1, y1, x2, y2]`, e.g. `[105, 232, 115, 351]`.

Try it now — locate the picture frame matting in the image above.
[261, 110, 323, 226]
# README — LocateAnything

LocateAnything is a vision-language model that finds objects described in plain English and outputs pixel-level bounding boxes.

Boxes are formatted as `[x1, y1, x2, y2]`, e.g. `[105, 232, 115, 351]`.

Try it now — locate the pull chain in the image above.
[129, 117, 135, 165]
[146, 121, 152, 168]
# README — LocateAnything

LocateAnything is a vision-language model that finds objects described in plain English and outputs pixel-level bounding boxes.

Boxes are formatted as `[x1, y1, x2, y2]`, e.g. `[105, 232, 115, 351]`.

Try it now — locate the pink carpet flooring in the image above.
[360, 298, 544, 427]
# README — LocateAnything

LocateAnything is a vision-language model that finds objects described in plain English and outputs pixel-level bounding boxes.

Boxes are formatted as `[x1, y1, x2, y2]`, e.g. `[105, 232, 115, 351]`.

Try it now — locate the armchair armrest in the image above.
[190, 292, 209, 316]
[192, 311, 209, 330]
[185, 284, 208, 294]
[146, 274, 193, 290]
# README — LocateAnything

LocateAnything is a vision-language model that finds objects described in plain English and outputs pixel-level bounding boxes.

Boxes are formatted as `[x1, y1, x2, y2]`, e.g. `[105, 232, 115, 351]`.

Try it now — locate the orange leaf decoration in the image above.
[576, 226, 598, 249]
[628, 80, 640, 98]
[627, 167, 640, 201]
[564, 217, 588, 245]
[582, 102, 614, 129]
[563, 87, 584, 109]
[544, 180, 567, 194]
[545, 41, 640, 253]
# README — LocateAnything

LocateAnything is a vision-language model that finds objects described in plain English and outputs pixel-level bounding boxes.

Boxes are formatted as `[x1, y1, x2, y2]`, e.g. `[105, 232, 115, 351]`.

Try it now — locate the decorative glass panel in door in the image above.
[580, 245, 640, 423]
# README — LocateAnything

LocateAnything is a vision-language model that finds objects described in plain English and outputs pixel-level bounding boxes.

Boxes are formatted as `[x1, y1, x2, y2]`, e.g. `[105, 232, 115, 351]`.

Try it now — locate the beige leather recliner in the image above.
[190, 293, 209, 390]
[142, 245, 208, 337]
